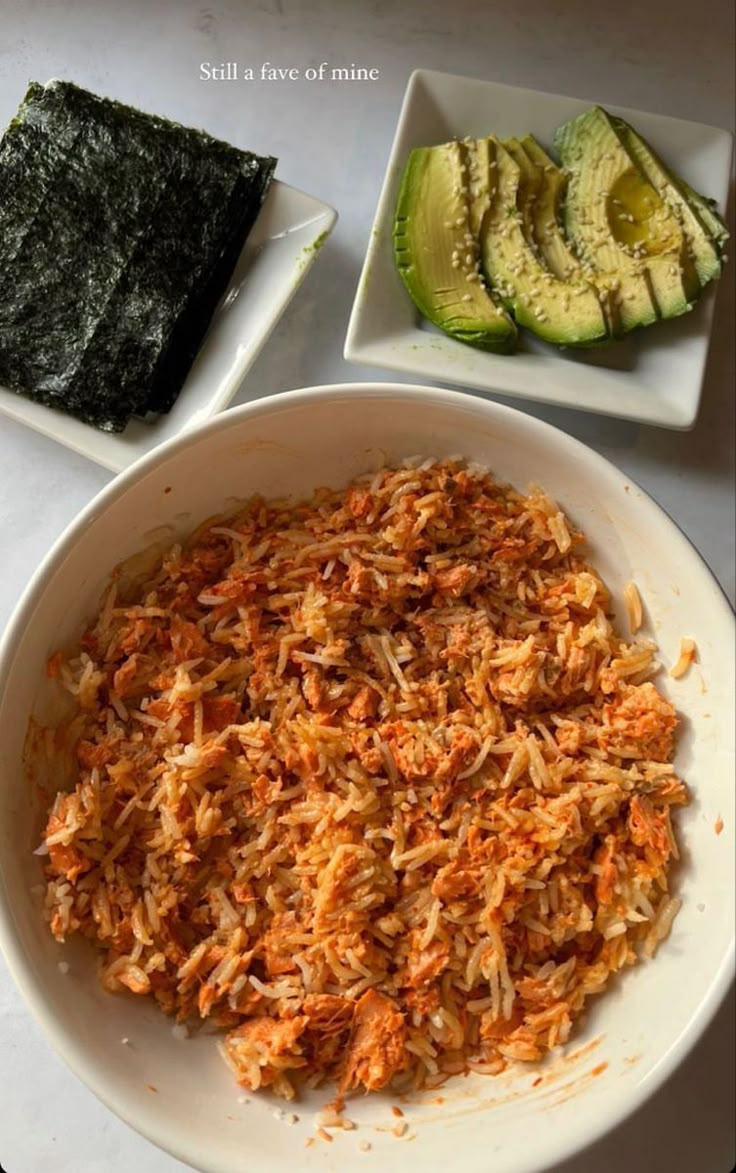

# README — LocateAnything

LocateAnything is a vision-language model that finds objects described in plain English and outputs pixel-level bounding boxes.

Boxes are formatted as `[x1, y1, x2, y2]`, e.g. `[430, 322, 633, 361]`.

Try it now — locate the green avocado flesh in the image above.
[494, 137, 609, 346]
[611, 117, 725, 287]
[554, 106, 701, 332]
[393, 105, 726, 353]
[514, 136, 620, 336]
[393, 143, 517, 353]
[0, 80, 276, 432]
[680, 179, 730, 254]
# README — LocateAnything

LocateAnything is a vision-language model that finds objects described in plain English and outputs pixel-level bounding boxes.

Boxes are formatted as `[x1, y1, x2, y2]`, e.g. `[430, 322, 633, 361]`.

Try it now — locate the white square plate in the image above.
[0, 180, 337, 471]
[344, 70, 732, 429]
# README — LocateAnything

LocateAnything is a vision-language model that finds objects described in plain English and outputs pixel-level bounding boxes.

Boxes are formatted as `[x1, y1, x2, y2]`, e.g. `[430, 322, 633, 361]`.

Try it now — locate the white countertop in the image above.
[0, 1, 733, 1170]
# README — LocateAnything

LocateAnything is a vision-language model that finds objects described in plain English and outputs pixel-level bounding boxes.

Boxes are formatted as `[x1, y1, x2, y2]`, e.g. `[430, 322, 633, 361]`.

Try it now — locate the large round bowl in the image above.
[0, 384, 733, 1173]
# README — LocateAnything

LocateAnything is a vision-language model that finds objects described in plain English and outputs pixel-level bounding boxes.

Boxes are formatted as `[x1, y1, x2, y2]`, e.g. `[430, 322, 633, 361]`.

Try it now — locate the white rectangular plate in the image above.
[344, 69, 732, 429]
[0, 180, 337, 471]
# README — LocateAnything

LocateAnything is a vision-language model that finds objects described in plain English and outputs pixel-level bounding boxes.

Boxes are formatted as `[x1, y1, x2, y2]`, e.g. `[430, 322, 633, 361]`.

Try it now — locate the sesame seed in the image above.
[462, 293, 472, 302]
[465, 253, 473, 266]
[58, 960, 70, 974]
[359, 1141, 372, 1153]
[121, 1037, 130, 1045]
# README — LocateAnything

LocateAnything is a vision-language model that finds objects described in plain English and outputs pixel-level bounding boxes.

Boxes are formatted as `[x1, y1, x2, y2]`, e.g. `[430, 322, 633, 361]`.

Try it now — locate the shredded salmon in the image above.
[341, 990, 408, 1092]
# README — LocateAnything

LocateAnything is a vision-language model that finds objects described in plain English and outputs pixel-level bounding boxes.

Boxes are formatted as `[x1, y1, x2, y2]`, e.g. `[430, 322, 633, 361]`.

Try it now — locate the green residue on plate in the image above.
[302, 230, 330, 255]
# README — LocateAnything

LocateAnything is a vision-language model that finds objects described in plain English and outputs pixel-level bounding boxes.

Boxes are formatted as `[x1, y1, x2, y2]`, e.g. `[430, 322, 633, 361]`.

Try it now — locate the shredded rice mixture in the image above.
[38, 459, 687, 1099]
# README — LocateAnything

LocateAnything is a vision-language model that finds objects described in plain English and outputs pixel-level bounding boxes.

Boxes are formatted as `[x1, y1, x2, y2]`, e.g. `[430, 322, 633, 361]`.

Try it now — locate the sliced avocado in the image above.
[554, 107, 699, 331]
[393, 143, 517, 353]
[478, 137, 608, 347]
[502, 137, 543, 244]
[680, 180, 729, 254]
[612, 117, 725, 287]
[505, 135, 616, 337]
[515, 135, 620, 335]
[465, 135, 493, 239]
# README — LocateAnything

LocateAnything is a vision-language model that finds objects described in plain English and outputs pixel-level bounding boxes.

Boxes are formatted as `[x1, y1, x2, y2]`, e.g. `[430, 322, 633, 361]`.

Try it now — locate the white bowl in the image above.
[0, 383, 733, 1173]
[344, 69, 734, 430]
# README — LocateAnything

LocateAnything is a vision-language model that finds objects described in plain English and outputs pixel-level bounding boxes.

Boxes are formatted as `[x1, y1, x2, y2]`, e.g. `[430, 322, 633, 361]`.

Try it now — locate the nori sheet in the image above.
[0, 80, 276, 432]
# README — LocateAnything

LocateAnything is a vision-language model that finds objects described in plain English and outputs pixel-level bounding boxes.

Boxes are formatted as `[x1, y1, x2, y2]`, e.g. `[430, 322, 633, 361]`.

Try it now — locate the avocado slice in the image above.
[465, 135, 493, 239]
[505, 135, 616, 337]
[478, 136, 608, 347]
[513, 135, 620, 335]
[502, 137, 543, 242]
[554, 107, 700, 331]
[611, 116, 725, 287]
[393, 143, 517, 353]
[680, 180, 729, 254]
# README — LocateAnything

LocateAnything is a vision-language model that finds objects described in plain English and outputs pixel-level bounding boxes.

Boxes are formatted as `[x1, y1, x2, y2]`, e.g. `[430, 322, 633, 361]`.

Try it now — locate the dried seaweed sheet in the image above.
[0, 81, 276, 431]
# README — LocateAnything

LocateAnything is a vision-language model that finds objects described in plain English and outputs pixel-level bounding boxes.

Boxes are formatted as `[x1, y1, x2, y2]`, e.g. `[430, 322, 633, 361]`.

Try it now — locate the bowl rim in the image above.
[0, 381, 733, 1173]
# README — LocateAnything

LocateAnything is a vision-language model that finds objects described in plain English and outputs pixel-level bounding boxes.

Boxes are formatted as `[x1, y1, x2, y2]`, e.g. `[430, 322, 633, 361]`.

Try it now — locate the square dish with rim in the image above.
[344, 69, 732, 430]
[0, 180, 337, 472]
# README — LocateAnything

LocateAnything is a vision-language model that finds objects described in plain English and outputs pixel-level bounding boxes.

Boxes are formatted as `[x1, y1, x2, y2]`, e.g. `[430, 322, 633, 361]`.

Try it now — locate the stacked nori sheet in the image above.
[0, 81, 276, 431]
